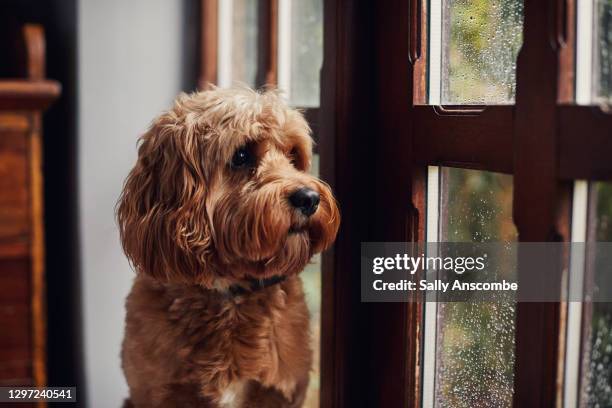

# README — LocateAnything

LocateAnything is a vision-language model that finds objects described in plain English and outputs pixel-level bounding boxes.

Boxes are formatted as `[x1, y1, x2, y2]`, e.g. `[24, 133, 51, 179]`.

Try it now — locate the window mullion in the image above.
[428, 0, 442, 105]
[256, 0, 278, 87]
[199, 0, 219, 88]
[512, 0, 566, 405]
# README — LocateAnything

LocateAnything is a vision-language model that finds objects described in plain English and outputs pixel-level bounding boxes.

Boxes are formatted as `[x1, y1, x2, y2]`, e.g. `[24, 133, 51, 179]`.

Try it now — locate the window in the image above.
[429, 0, 524, 104]
[423, 168, 517, 407]
[218, 0, 260, 87]
[278, 0, 323, 107]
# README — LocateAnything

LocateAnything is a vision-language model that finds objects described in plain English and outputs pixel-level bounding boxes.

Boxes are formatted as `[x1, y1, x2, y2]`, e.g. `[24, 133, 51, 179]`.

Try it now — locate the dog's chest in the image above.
[168, 285, 311, 399]
[218, 380, 247, 408]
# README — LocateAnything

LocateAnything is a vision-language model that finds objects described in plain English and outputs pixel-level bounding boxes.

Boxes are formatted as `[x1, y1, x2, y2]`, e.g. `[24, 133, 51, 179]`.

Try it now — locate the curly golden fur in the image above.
[116, 86, 340, 407]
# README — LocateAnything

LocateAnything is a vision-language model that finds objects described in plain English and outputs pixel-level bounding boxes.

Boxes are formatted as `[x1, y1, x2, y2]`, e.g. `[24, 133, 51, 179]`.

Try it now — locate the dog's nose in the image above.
[289, 188, 320, 216]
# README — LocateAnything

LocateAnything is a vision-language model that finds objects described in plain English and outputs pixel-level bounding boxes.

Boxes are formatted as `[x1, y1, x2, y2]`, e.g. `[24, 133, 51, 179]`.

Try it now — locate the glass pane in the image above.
[438, 0, 524, 104]
[232, 0, 258, 87]
[302, 154, 321, 408]
[580, 182, 612, 406]
[435, 168, 517, 407]
[595, 0, 612, 103]
[289, 0, 323, 107]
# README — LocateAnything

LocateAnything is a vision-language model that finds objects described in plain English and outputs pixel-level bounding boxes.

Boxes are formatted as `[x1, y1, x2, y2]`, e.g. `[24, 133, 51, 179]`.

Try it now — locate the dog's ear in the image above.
[116, 108, 214, 285]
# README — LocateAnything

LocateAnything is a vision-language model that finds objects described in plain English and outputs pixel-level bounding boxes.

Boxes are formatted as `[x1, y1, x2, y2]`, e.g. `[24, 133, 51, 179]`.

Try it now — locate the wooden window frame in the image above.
[199, 0, 612, 406]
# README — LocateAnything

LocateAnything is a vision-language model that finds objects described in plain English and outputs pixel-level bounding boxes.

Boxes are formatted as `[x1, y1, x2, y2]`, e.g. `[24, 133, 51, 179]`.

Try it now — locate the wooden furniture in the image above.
[0, 24, 60, 394]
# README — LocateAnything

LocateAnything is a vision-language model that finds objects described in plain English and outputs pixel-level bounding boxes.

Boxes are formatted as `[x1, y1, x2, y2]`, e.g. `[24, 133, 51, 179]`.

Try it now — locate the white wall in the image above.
[78, 1, 183, 405]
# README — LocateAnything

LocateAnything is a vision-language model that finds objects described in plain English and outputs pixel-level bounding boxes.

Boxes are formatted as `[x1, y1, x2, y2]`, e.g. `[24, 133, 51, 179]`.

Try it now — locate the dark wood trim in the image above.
[558, 106, 612, 180]
[369, 0, 419, 406]
[319, 0, 341, 404]
[319, 0, 378, 406]
[411, 0, 427, 104]
[256, 0, 278, 87]
[512, 0, 566, 405]
[413, 105, 514, 173]
[199, 0, 218, 88]
[557, 0, 575, 103]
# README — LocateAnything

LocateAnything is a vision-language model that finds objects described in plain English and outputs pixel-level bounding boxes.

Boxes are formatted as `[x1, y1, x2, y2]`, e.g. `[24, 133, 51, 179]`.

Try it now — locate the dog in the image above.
[116, 86, 340, 407]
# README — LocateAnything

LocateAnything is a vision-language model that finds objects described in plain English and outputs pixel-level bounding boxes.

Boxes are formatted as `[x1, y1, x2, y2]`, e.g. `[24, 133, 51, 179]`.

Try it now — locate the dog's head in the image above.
[117, 86, 340, 287]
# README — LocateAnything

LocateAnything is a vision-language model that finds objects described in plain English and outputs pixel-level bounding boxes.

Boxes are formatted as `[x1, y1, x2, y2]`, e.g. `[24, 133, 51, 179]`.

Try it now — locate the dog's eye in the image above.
[231, 147, 251, 168]
[289, 147, 306, 170]
[289, 148, 298, 167]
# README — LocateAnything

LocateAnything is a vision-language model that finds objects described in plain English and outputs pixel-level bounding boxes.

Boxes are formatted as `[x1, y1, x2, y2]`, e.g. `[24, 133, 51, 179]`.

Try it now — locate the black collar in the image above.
[228, 275, 287, 296]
